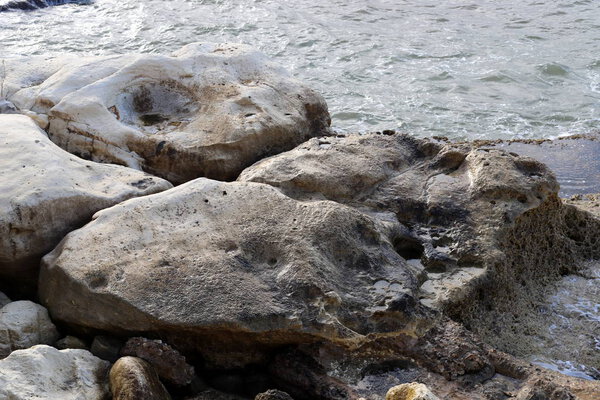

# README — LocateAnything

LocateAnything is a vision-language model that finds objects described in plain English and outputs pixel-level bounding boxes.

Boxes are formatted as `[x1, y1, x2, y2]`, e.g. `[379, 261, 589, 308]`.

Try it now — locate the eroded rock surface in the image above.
[239, 133, 568, 310]
[2, 43, 330, 183]
[0, 114, 172, 294]
[239, 132, 600, 398]
[40, 178, 430, 366]
[0, 300, 60, 358]
[0, 345, 110, 400]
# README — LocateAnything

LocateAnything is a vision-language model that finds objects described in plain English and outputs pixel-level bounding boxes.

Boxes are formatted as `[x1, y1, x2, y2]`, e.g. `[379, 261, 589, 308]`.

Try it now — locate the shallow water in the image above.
[529, 262, 600, 380]
[1, 0, 599, 139]
[499, 137, 600, 197]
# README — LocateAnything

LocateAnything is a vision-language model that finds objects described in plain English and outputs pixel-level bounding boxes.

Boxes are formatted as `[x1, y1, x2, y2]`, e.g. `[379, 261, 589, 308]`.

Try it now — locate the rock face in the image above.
[121, 337, 195, 386]
[0, 300, 60, 358]
[386, 383, 440, 400]
[40, 178, 429, 366]
[239, 133, 564, 309]
[0, 114, 172, 294]
[0, 345, 110, 400]
[110, 356, 171, 400]
[3, 43, 331, 183]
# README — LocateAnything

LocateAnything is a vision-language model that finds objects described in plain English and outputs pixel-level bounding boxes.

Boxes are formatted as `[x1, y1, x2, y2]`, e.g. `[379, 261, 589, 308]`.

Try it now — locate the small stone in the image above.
[121, 337, 195, 386]
[255, 389, 294, 400]
[110, 356, 171, 400]
[386, 382, 440, 400]
[91, 335, 124, 362]
[55, 335, 88, 350]
[0, 300, 60, 358]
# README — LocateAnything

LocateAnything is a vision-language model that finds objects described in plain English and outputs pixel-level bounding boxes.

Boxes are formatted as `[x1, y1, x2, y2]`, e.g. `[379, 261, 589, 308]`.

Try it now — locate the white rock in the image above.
[0, 300, 60, 358]
[0, 345, 110, 400]
[0, 114, 172, 293]
[3, 43, 331, 183]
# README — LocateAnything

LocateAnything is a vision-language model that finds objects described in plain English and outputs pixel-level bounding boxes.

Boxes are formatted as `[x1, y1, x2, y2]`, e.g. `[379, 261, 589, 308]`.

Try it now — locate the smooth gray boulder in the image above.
[0, 345, 110, 400]
[0, 300, 60, 358]
[3, 43, 331, 183]
[0, 114, 172, 294]
[40, 178, 427, 366]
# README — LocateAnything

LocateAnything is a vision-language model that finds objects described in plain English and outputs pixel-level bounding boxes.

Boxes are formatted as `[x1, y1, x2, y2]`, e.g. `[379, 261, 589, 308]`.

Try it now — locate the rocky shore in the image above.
[1, 43, 599, 399]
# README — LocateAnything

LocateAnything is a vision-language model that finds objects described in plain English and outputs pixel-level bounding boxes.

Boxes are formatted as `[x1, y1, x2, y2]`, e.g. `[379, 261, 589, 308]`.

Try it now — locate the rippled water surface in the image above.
[530, 262, 600, 380]
[1, 0, 600, 138]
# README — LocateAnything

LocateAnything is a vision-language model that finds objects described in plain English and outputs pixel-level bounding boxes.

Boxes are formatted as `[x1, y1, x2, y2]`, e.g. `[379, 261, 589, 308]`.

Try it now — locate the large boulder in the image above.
[0, 114, 171, 294]
[0, 345, 110, 400]
[3, 43, 331, 183]
[0, 300, 60, 358]
[239, 132, 600, 388]
[40, 178, 429, 366]
[239, 133, 562, 309]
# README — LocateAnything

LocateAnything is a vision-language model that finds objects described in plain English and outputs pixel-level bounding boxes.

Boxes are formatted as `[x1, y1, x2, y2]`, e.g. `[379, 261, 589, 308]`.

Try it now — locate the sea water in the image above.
[1, 0, 599, 139]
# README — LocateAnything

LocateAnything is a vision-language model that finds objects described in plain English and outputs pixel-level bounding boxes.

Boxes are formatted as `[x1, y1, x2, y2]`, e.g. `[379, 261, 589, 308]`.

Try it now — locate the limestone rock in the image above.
[121, 337, 195, 386]
[0, 291, 10, 308]
[238, 132, 560, 309]
[40, 178, 428, 366]
[0, 300, 60, 358]
[255, 389, 294, 400]
[4, 43, 331, 183]
[0, 345, 110, 400]
[110, 356, 171, 400]
[0, 114, 172, 294]
[386, 383, 439, 400]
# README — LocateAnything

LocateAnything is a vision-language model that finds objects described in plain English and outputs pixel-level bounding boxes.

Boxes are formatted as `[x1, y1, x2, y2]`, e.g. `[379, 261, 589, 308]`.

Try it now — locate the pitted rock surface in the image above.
[40, 178, 430, 366]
